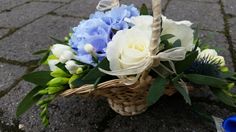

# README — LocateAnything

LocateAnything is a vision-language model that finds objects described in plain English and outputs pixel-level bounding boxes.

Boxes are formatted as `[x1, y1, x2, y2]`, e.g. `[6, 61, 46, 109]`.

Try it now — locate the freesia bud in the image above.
[50, 68, 70, 78]
[47, 77, 69, 87]
[65, 60, 83, 74]
[48, 86, 65, 94]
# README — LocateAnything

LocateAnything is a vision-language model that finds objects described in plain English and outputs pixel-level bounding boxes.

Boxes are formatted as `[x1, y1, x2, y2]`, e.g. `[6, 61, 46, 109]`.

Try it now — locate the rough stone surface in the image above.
[0, 15, 82, 62]
[0, 2, 62, 28]
[54, 0, 100, 18]
[229, 17, 236, 42]
[39, 0, 72, 3]
[165, 0, 224, 32]
[199, 30, 234, 70]
[222, 0, 236, 16]
[0, 63, 26, 92]
[0, 0, 30, 12]
[0, 28, 9, 39]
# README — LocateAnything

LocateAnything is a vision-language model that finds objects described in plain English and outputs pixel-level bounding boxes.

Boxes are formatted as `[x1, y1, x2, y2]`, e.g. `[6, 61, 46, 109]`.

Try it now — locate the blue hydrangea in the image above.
[69, 4, 140, 66]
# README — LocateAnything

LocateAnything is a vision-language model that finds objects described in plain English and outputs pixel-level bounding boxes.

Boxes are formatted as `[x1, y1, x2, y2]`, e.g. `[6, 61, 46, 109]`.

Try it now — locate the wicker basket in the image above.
[61, 0, 187, 116]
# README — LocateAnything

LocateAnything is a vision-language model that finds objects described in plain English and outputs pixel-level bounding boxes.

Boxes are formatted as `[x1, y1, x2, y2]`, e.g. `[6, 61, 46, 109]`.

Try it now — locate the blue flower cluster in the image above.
[69, 4, 139, 65]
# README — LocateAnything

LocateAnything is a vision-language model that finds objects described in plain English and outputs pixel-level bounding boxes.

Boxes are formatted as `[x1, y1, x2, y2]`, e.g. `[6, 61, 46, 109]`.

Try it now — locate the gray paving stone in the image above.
[222, 0, 236, 15]
[0, 15, 82, 62]
[165, 0, 224, 32]
[39, 0, 72, 2]
[0, 63, 26, 92]
[54, 0, 100, 18]
[0, 29, 9, 39]
[199, 31, 234, 70]
[229, 17, 236, 42]
[0, 2, 62, 28]
[0, 0, 30, 12]
[179, 0, 219, 2]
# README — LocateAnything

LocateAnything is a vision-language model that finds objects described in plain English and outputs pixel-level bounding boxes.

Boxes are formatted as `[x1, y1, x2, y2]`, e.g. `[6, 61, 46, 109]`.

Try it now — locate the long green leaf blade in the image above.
[147, 76, 169, 106]
[173, 81, 191, 105]
[184, 74, 228, 89]
[16, 86, 44, 117]
[23, 71, 53, 86]
[211, 88, 236, 107]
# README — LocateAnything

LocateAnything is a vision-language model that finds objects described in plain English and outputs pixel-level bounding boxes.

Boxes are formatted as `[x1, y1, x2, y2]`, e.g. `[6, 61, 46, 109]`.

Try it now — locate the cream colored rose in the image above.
[126, 15, 194, 51]
[106, 26, 152, 73]
[198, 49, 225, 66]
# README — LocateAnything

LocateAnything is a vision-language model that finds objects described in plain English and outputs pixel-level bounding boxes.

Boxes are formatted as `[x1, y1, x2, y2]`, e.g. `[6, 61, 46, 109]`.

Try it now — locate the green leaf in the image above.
[33, 50, 49, 55]
[220, 71, 236, 81]
[184, 74, 228, 89]
[175, 51, 198, 73]
[16, 86, 44, 117]
[49, 36, 67, 45]
[39, 51, 50, 64]
[173, 81, 191, 105]
[173, 39, 181, 47]
[147, 76, 169, 106]
[211, 88, 236, 107]
[55, 62, 70, 74]
[23, 71, 53, 86]
[140, 4, 149, 15]
[161, 34, 175, 41]
[71, 58, 109, 87]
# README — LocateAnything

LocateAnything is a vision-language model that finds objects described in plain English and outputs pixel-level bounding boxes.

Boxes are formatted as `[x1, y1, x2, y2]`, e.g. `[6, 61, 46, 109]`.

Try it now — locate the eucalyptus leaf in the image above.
[23, 71, 53, 86]
[173, 81, 191, 105]
[211, 88, 236, 107]
[140, 4, 149, 15]
[175, 51, 198, 74]
[39, 51, 50, 64]
[147, 76, 169, 106]
[71, 58, 109, 87]
[161, 34, 175, 41]
[173, 39, 181, 47]
[33, 50, 49, 55]
[16, 86, 44, 117]
[184, 74, 228, 89]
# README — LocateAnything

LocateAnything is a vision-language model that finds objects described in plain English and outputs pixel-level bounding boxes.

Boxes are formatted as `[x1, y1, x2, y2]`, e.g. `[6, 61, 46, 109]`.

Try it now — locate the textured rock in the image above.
[0, 63, 26, 93]
[0, 15, 82, 62]
[39, 0, 72, 3]
[222, 0, 236, 16]
[54, 0, 100, 18]
[0, 28, 9, 39]
[0, 0, 30, 12]
[229, 17, 236, 42]
[165, 0, 224, 32]
[0, 2, 62, 28]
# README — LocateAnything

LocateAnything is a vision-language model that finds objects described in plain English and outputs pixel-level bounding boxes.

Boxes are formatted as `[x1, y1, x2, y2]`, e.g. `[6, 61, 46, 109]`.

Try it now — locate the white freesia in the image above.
[198, 49, 225, 66]
[48, 59, 60, 71]
[65, 60, 83, 74]
[126, 15, 194, 51]
[51, 44, 75, 63]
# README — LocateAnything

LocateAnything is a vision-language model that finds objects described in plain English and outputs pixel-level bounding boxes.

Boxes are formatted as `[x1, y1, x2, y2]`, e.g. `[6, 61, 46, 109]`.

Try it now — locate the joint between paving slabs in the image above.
[47, 11, 88, 19]
[219, 0, 236, 71]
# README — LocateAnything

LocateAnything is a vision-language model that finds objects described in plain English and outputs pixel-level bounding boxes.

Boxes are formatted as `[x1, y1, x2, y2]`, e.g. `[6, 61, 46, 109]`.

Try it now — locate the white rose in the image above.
[198, 49, 225, 66]
[106, 26, 152, 73]
[51, 44, 75, 63]
[126, 15, 194, 51]
[65, 60, 83, 74]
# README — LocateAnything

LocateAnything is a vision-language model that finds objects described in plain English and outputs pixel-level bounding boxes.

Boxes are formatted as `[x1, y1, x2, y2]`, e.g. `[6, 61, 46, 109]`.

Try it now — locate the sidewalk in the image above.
[0, 0, 235, 131]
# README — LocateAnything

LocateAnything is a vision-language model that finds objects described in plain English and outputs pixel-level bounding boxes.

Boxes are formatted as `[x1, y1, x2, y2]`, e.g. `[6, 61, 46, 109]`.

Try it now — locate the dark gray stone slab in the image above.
[54, 0, 100, 18]
[0, 63, 26, 92]
[0, 29, 9, 39]
[199, 30, 234, 70]
[0, 2, 62, 28]
[165, 0, 224, 32]
[229, 17, 236, 42]
[179, 0, 219, 2]
[0, 0, 30, 12]
[0, 15, 82, 62]
[222, 0, 236, 15]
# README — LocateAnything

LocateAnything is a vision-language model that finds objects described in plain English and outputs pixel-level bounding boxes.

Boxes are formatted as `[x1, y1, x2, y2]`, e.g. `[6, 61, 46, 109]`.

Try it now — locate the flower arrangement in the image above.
[17, 0, 236, 130]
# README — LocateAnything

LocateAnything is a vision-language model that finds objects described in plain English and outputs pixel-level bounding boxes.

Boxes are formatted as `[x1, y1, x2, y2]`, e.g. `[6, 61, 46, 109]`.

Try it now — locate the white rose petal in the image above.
[59, 50, 75, 63]
[65, 60, 83, 74]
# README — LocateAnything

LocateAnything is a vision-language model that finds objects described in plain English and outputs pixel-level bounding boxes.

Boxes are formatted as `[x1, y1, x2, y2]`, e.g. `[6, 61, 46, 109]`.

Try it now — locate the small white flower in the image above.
[126, 15, 194, 51]
[198, 49, 225, 66]
[65, 60, 83, 74]
[51, 44, 75, 63]
[84, 43, 94, 54]
[48, 59, 60, 71]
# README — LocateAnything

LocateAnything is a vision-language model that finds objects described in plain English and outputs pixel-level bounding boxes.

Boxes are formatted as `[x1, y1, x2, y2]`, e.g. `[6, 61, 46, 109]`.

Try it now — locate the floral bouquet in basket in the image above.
[17, 0, 236, 130]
